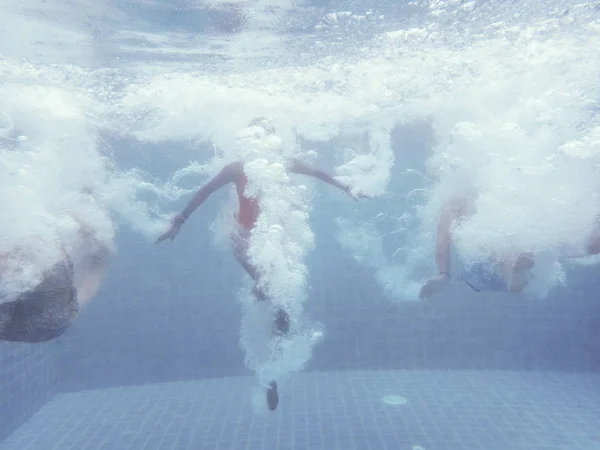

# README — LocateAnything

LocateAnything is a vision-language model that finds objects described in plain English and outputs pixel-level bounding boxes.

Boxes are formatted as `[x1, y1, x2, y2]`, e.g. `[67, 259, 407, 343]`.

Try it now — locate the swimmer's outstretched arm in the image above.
[155, 161, 242, 244]
[288, 158, 367, 199]
[178, 161, 242, 221]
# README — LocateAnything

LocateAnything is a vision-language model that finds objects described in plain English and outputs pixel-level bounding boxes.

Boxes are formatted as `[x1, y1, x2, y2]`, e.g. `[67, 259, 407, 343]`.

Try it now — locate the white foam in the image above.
[0, 0, 598, 352]
[0, 79, 95, 289]
[227, 129, 328, 387]
[332, 0, 600, 299]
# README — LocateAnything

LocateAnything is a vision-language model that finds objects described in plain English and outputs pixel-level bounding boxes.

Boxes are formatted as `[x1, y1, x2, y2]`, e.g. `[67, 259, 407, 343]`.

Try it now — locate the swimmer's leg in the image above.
[266, 381, 279, 411]
[232, 232, 289, 411]
[264, 309, 291, 411]
[232, 233, 267, 300]
[232, 232, 290, 334]
[507, 252, 534, 293]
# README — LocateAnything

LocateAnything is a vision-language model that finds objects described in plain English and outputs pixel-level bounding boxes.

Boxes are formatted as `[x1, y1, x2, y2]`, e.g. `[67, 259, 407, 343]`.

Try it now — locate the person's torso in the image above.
[235, 168, 260, 230]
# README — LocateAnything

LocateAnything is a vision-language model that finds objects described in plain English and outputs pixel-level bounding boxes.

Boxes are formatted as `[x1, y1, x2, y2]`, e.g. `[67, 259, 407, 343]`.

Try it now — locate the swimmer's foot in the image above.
[514, 253, 535, 270]
[266, 381, 279, 411]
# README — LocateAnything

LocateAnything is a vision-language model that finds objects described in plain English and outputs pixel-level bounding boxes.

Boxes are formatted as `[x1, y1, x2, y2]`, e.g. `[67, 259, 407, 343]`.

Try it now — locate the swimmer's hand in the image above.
[345, 186, 372, 201]
[419, 273, 450, 300]
[155, 215, 185, 244]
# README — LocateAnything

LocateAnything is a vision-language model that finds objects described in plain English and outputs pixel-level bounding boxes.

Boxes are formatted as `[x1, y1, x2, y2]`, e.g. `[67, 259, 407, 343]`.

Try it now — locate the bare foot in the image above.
[266, 381, 279, 411]
[514, 253, 534, 270]
[419, 273, 450, 299]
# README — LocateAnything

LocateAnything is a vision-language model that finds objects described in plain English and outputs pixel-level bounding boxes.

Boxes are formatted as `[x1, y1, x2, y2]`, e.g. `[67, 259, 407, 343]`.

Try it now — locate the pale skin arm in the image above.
[155, 158, 367, 244]
[155, 161, 242, 244]
[288, 158, 369, 199]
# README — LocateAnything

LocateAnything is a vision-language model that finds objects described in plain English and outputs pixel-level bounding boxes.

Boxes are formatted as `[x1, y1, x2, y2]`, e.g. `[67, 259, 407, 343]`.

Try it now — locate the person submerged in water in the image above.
[0, 217, 114, 343]
[419, 194, 600, 299]
[419, 195, 535, 299]
[156, 118, 368, 411]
